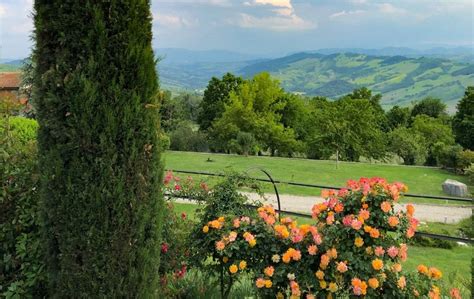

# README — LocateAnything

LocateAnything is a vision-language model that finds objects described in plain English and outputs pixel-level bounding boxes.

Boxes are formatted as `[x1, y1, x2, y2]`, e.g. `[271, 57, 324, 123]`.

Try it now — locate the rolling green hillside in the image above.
[240, 52, 474, 109]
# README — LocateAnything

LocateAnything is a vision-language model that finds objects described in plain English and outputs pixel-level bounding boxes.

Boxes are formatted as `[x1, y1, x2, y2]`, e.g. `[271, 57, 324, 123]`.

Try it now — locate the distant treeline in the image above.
[159, 72, 473, 172]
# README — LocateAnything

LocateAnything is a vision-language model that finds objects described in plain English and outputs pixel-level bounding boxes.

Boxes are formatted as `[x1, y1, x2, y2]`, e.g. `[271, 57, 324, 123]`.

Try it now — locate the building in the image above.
[0, 72, 29, 110]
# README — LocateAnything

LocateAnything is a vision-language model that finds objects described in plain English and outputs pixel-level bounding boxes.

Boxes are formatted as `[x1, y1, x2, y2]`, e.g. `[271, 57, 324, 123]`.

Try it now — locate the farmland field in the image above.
[163, 151, 472, 202]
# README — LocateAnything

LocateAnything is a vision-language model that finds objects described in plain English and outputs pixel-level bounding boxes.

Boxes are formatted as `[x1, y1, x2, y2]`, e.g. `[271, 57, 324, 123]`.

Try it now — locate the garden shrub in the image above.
[188, 173, 263, 297]
[159, 202, 195, 297]
[170, 122, 209, 152]
[162, 170, 212, 202]
[0, 116, 46, 298]
[192, 177, 460, 298]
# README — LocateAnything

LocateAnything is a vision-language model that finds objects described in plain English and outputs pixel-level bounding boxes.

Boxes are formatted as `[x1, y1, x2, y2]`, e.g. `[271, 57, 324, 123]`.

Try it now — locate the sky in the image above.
[1, 0, 473, 59]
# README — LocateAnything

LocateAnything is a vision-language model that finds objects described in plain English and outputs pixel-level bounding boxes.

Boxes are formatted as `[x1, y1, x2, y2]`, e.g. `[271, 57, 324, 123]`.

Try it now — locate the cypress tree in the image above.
[33, 1, 163, 296]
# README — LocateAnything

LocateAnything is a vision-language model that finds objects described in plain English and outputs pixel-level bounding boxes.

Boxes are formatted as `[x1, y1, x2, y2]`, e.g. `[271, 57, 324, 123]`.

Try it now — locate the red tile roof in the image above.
[0, 72, 21, 89]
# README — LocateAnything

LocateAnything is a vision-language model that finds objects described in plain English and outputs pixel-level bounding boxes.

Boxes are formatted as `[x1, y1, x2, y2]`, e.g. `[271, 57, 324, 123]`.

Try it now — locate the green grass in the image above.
[163, 151, 472, 204]
[172, 202, 472, 297]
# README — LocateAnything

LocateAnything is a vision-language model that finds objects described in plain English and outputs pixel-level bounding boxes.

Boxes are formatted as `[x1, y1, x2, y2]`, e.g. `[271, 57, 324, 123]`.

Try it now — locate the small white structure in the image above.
[442, 179, 468, 197]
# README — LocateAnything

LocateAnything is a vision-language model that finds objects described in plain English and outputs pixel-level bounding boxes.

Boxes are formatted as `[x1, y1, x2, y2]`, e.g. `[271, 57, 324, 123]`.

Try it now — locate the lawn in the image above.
[163, 151, 472, 204]
[173, 202, 472, 297]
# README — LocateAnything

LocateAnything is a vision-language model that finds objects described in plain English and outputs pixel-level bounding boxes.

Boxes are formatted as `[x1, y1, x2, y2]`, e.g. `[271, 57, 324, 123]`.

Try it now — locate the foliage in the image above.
[211, 72, 302, 156]
[33, 1, 163, 297]
[386, 106, 411, 130]
[170, 122, 209, 152]
[0, 116, 46, 298]
[388, 127, 428, 165]
[306, 97, 387, 162]
[411, 97, 447, 119]
[159, 91, 202, 132]
[452, 86, 474, 150]
[411, 115, 455, 166]
[230, 131, 258, 156]
[198, 73, 243, 131]
[158, 202, 195, 297]
[191, 175, 460, 298]
[458, 216, 473, 239]
[19, 55, 35, 118]
[432, 143, 474, 172]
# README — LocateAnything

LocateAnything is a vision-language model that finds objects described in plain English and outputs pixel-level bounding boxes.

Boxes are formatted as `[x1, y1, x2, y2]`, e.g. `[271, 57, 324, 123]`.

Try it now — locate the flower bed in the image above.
[189, 177, 461, 298]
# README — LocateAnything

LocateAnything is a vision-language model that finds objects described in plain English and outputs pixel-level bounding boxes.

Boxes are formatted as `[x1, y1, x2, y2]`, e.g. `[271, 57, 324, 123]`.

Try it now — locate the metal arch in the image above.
[244, 167, 282, 221]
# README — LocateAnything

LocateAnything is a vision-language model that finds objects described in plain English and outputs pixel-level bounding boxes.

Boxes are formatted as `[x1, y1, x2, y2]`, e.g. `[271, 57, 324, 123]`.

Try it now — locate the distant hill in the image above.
[309, 47, 474, 63]
[155, 48, 265, 65]
[3, 48, 473, 109]
[239, 52, 474, 110]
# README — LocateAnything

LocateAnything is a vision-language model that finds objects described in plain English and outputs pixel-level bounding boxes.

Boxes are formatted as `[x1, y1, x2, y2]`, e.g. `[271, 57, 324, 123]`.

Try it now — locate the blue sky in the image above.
[1, 0, 473, 59]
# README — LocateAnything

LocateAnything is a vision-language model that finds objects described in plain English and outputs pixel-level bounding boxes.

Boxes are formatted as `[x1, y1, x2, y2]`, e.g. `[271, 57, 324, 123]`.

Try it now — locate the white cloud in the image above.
[253, 0, 292, 8]
[0, 5, 6, 17]
[153, 12, 197, 28]
[239, 0, 315, 31]
[376, 3, 407, 15]
[238, 13, 316, 31]
[330, 9, 365, 19]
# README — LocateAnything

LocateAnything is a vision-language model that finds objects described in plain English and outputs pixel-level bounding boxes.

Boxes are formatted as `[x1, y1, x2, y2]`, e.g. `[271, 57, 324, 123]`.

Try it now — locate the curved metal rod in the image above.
[244, 167, 281, 221]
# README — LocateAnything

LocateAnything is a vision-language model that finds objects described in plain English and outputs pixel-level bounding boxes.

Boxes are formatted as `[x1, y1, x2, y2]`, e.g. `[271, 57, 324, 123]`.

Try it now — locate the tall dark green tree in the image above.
[452, 86, 474, 150]
[386, 105, 411, 130]
[197, 73, 243, 131]
[34, 1, 163, 297]
[411, 97, 447, 119]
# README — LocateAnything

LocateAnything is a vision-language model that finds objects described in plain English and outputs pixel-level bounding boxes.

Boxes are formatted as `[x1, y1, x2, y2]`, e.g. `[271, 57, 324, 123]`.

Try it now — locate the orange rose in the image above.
[388, 216, 399, 227]
[264, 266, 274, 277]
[417, 264, 428, 275]
[381, 201, 391, 213]
[370, 228, 380, 238]
[429, 267, 442, 280]
[372, 258, 383, 270]
[229, 264, 238, 274]
[368, 278, 379, 289]
[406, 204, 415, 217]
[256, 278, 265, 288]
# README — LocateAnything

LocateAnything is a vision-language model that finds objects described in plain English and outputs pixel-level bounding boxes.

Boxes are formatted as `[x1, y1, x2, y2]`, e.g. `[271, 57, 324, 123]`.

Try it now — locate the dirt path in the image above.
[240, 192, 472, 224]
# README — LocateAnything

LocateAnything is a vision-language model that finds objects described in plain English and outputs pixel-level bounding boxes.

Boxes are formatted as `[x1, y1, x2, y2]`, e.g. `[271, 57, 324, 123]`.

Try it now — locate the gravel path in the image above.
[241, 192, 472, 223]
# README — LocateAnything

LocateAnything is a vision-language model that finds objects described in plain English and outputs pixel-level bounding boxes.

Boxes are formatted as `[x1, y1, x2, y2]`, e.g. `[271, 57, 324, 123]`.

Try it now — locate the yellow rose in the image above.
[315, 270, 324, 280]
[264, 280, 272, 288]
[249, 239, 256, 247]
[354, 237, 364, 247]
[202, 225, 209, 233]
[239, 260, 247, 270]
[328, 282, 338, 293]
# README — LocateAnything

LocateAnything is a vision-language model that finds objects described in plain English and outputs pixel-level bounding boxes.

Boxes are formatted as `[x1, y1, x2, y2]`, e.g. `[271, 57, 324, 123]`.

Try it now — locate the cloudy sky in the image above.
[1, 0, 473, 59]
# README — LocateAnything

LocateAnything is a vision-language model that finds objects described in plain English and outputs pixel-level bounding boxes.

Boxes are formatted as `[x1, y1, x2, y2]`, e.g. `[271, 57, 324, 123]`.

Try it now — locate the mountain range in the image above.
[155, 48, 473, 110]
[2, 47, 473, 110]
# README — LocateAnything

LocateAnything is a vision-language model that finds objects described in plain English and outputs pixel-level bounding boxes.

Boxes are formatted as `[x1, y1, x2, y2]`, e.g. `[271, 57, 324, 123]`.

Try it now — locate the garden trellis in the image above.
[169, 169, 474, 244]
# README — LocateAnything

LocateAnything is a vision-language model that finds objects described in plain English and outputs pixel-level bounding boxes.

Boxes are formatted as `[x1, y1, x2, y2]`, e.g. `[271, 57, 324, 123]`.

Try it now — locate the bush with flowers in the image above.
[163, 170, 211, 202]
[158, 201, 195, 297]
[191, 176, 461, 298]
[187, 173, 265, 297]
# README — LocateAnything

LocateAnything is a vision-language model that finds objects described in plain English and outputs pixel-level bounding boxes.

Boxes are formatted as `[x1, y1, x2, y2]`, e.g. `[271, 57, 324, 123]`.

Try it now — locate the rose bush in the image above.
[191, 177, 460, 298]
[163, 170, 211, 202]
